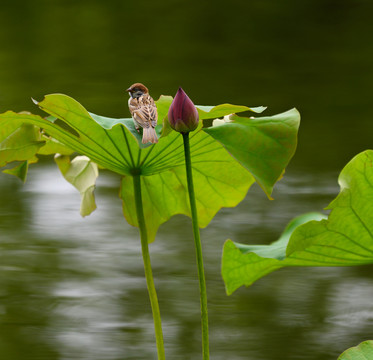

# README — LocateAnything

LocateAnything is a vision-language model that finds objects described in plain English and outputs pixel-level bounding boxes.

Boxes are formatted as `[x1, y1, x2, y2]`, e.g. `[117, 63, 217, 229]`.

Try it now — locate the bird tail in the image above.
[142, 127, 158, 144]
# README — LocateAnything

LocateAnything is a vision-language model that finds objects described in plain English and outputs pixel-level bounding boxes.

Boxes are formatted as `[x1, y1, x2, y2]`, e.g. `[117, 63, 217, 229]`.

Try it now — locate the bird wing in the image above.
[129, 95, 158, 129]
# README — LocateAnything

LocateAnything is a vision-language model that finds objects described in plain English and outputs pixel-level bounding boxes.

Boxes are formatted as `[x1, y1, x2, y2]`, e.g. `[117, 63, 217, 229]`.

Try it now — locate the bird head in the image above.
[126, 83, 149, 98]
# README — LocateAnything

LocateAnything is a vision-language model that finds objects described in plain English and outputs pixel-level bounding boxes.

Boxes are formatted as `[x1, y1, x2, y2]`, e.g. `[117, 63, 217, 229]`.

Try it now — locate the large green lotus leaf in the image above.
[338, 340, 373, 360]
[222, 150, 373, 295]
[55, 155, 98, 217]
[0, 114, 45, 167]
[25, 94, 255, 239]
[204, 109, 300, 198]
[121, 128, 255, 242]
[1, 95, 299, 242]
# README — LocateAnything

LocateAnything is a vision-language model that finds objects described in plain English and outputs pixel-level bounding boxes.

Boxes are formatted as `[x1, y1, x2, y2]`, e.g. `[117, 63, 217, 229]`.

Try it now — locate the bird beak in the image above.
[126, 88, 132, 92]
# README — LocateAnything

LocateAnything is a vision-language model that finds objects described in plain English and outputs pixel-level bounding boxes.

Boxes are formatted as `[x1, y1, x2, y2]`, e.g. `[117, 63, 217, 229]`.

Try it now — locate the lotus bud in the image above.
[168, 87, 199, 133]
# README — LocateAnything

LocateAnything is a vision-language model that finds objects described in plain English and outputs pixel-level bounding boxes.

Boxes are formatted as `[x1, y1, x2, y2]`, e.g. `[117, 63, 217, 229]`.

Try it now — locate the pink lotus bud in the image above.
[168, 87, 199, 133]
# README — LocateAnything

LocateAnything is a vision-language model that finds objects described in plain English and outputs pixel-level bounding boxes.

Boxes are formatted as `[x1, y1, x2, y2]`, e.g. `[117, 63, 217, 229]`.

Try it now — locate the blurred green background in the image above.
[1, 0, 373, 359]
[2, 0, 373, 172]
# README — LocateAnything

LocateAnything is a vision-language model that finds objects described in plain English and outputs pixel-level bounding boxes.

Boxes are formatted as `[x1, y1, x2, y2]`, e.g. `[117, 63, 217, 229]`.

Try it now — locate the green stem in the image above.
[133, 173, 165, 360]
[182, 132, 210, 360]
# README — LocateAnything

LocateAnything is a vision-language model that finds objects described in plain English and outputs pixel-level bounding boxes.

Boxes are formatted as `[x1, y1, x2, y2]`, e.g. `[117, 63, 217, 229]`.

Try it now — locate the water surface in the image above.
[1, 164, 372, 359]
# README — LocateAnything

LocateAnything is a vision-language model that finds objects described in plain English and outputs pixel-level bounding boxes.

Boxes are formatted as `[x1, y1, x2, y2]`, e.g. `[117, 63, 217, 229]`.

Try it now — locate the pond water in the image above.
[1, 164, 373, 360]
[1, 1, 373, 359]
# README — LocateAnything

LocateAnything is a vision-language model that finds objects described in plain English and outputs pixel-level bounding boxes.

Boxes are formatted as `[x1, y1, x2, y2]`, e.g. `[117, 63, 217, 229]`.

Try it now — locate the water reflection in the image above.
[1, 163, 372, 359]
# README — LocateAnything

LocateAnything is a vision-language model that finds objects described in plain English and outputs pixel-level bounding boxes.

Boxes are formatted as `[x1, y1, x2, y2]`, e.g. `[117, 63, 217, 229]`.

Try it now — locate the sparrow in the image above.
[126, 83, 158, 144]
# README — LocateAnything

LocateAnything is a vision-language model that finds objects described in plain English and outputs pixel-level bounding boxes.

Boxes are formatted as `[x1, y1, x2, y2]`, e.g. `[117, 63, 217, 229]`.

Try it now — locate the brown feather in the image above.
[142, 127, 158, 144]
